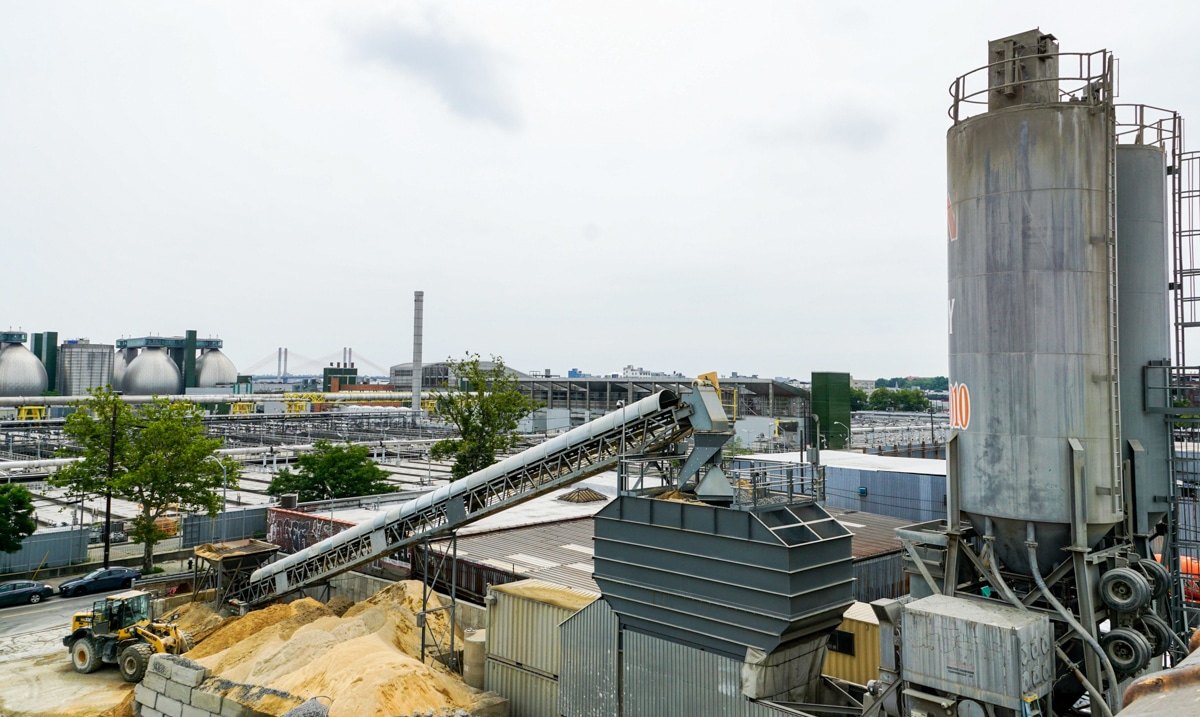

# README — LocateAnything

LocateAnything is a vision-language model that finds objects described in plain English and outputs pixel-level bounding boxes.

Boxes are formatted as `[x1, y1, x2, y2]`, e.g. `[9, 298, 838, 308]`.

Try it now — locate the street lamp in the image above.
[832, 421, 852, 449]
[206, 455, 228, 544]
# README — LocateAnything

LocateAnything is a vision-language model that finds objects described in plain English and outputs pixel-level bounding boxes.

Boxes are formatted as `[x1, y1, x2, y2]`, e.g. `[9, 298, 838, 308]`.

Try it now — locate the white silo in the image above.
[122, 347, 183, 395]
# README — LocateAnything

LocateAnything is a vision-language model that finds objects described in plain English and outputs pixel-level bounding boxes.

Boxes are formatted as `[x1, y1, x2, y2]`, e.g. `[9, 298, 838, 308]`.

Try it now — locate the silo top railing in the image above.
[1114, 104, 1183, 149]
[948, 50, 1113, 124]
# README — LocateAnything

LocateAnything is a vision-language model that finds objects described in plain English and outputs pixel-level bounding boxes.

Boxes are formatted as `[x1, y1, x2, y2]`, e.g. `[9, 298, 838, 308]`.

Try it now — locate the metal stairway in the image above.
[232, 389, 707, 607]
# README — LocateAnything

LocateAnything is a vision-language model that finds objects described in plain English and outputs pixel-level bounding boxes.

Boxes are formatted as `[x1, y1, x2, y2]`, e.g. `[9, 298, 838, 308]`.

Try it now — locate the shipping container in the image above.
[822, 601, 880, 686]
[486, 658, 558, 717]
[559, 597, 619, 717]
[487, 579, 598, 678]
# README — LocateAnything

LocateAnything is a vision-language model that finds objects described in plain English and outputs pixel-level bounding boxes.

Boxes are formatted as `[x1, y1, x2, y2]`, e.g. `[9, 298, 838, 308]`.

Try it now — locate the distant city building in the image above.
[389, 360, 529, 390]
[851, 378, 876, 393]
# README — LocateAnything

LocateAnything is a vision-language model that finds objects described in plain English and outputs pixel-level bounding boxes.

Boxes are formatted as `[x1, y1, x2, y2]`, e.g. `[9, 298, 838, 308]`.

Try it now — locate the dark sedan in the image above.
[0, 580, 54, 607]
[58, 566, 140, 597]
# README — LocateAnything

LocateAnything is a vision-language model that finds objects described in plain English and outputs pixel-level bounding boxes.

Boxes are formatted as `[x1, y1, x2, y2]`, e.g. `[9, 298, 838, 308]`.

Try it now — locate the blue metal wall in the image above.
[824, 466, 945, 523]
[0, 527, 89, 573]
[181, 507, 268, 548]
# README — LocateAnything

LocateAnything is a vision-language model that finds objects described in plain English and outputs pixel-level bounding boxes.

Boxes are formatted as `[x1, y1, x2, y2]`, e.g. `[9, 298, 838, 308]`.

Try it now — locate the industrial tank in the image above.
[111, 350, 128, 392]
[122, 347, 183, 395]
[195, 348, 238, 388]
[1116, 142, 1172, 540]
[56, 342, 114, 396]
[946, 35, 1121, 574]
[0, 342, 49, 397]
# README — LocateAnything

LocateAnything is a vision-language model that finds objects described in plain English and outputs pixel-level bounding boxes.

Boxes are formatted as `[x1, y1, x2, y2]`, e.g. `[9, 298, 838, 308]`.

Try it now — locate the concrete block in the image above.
[148, 654, 175, 681]
[182, 705, 214, 717]
[156, 654, 210, 687]
[144, 670, 169, 694]
[191, 687, 223, 713]
[139, 708, 163, 717]
[165, 679, 193, 703]
[156, 695, 184, 717]
[134, 683, 158, 709]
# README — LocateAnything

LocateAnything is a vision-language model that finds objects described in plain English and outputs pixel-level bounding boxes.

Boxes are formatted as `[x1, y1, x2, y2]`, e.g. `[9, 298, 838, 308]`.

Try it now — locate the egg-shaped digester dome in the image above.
[122, 347, 183, 395]
[112, 350, 128, 392]
[0, 343, 49, 397]
[195, 349, 238, 388]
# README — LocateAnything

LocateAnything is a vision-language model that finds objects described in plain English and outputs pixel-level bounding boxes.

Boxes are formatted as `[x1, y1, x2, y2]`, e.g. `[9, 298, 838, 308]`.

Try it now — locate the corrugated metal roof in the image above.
[425, 504, 905, 595]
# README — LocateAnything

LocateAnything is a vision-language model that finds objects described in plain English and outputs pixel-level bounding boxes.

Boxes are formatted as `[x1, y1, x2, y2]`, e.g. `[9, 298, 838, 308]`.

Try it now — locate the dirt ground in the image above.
[0, 644, 134, 717]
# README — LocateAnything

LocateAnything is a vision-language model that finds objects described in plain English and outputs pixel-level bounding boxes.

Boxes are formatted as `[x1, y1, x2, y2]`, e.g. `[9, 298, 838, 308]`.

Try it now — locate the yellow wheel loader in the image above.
[62, 590, 194, 682]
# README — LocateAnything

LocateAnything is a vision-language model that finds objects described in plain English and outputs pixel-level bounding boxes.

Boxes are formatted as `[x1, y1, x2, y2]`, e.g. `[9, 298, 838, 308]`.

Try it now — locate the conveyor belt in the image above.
[233, 389, 695, 606]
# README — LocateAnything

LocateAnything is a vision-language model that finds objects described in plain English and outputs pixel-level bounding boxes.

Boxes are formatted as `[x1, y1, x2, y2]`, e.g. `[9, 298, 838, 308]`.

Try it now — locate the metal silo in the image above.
[111, 349, 128, 392]
[122, 346, 183, 395]
[0, 340, 49, 397]
[947, 30, 1120, 575]
[1115, 133, 1174, 546]
[56, 341, 114, 396]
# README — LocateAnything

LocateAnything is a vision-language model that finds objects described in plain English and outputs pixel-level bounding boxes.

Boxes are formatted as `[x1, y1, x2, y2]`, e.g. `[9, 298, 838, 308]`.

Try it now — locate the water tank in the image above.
[112, 350, 128, 392]
[0, 342, 49, 397]
[57, 343, 114, 396]
[947, 42, 1121, 574]
[122, 347, 183, 395]
[195, 348, 238, 388]
[1116, 143, 1173, 540]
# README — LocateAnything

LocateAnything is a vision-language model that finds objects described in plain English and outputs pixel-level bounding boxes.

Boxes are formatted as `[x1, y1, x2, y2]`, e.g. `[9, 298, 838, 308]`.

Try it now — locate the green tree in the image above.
[897, 388, 932, 412]
[54, 388, 236, 572]
[850, 387, 869, 411]
[725, 436, 753, 457]
[267, 440, 397, 502]
[0, 484, 37, 553]
[432, 353, 543, 480]
[868, 387, 896, 410]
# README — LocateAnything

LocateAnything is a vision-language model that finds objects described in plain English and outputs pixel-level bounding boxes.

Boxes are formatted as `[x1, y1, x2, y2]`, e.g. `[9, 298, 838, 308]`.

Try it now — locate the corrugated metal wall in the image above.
[181, 507, 268, 548]
[560, 597, 619, 717]
[622, 629, 790, 717]
[487, 583, 598, 677]
[851, 552, 907, 603]
[0, 527, 89, 573]
[824, 467, 945, 523]
[486, 658, 559, 717]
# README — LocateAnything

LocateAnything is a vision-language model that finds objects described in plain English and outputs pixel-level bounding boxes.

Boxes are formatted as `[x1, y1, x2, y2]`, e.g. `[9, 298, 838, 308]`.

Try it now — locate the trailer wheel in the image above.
[1099, 567, 1152, 612]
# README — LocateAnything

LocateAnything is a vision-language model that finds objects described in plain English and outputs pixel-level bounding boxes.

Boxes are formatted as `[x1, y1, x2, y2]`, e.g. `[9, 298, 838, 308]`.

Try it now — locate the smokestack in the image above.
[348, 348, 353, 367]
[283, 348, 288, 378]
[412, 291, 424, 420]
[277, 348, 282, 381]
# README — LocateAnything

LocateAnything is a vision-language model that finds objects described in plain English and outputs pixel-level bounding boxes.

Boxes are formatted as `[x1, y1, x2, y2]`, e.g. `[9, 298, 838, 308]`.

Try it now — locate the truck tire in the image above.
[118, 643, 153, 683]
[178, 630, 195, 654]
[70, 637, 102, 674]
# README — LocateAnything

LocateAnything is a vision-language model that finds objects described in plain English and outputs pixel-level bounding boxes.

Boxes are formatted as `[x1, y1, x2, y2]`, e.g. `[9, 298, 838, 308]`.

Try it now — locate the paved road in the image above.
[0, 587, 131, 662]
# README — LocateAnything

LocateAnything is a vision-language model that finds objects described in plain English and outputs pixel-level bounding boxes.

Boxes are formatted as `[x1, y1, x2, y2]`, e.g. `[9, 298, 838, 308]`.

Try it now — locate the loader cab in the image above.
[75, 591, 152, 636]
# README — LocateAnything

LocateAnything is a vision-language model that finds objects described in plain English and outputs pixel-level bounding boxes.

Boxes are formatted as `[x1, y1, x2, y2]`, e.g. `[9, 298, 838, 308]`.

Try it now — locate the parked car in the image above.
[58, 567, 141, 597]
[0, 580, 54, 607]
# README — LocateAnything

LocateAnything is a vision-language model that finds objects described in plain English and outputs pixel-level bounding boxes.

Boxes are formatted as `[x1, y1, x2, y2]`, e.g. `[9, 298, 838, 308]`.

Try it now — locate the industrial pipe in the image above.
[0, 438, 437, 471]
[0, 391, 425, 407]
[1025, 523, 1120, 715]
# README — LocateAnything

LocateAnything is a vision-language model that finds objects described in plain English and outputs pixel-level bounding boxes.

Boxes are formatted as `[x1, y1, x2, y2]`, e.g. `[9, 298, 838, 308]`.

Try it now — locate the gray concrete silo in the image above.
[947, 30, 1121, 575]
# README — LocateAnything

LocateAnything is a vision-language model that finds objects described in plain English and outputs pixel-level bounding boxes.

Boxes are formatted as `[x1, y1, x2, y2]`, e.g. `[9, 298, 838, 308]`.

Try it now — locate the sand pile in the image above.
[194, 581, 500, 717]
[657, 489, 703, 504]
[173, 602, 227, 645]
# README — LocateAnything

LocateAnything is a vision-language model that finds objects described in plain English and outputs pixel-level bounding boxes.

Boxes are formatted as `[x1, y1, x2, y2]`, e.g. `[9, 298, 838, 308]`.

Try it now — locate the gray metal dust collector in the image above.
[593, 379, 855, 708]
[870, 29, 1185, 717]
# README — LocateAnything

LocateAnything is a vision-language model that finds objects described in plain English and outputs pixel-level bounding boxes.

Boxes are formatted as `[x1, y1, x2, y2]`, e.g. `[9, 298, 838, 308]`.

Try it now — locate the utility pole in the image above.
[102, 401, 117, 569]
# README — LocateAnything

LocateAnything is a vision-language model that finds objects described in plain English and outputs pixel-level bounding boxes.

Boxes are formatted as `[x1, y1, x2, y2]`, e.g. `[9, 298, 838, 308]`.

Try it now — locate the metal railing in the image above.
[948, 50, 1112, 123]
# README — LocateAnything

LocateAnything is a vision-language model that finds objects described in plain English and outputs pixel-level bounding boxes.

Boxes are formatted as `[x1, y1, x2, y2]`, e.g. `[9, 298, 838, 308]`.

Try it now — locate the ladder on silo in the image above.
[1104, 78, 1124, 516]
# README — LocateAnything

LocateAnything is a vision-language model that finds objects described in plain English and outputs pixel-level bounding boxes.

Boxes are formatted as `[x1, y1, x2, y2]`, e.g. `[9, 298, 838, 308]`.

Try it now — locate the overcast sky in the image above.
[4, 2, 1199, 381]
